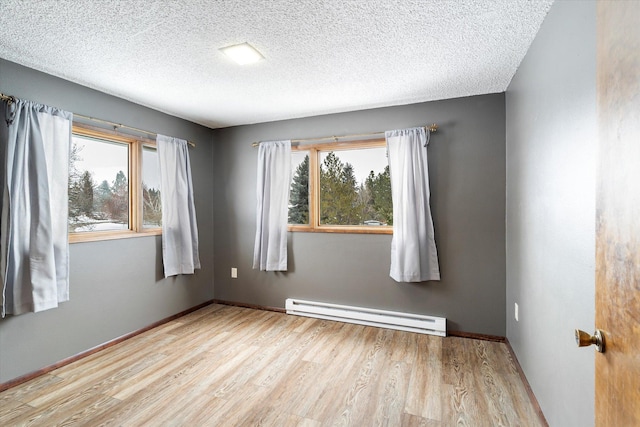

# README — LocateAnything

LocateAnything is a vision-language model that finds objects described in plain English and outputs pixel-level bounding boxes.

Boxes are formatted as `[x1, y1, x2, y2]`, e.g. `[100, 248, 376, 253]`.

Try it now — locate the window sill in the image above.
[69, 228, 162, 244]
[288, 225, 392, 235]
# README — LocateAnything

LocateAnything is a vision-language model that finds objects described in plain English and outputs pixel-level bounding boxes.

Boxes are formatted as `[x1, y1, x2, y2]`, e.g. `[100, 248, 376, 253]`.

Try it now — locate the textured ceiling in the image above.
[0, 0, 553, 129]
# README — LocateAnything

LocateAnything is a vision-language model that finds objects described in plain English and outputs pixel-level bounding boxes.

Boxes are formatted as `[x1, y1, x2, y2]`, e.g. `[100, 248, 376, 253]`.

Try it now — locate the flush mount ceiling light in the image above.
[219, 42, 264, 65]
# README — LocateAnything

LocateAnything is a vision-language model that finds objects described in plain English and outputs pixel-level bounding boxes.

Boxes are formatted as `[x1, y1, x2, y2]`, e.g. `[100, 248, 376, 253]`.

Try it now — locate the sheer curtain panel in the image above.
[253, 140, 291, 271]
[157, 134, 200, 277]
[386, 127, 440, 282]
[1, 98, 72, 316]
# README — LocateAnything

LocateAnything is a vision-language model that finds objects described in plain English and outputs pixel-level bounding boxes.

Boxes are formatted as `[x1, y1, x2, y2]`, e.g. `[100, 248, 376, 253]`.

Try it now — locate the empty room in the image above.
[0, 1, 638, 426]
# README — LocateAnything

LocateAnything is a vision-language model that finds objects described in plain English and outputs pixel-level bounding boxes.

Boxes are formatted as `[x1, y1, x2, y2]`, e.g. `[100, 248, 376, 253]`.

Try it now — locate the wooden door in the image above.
[595, 1, 640, 425]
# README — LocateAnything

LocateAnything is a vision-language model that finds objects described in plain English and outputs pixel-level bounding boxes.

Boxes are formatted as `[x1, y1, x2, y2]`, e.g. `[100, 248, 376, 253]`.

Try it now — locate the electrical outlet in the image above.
[515, 303, 519, 322]
[231, 267, 238, 279]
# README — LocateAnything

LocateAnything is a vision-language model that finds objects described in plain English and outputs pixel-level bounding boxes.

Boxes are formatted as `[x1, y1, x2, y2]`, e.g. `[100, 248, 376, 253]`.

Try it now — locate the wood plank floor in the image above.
[0, 304, 544, 426]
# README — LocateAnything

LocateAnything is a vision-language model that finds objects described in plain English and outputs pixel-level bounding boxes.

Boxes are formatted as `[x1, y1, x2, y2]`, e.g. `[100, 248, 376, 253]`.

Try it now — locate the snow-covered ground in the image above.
[70, 216, 128, 232]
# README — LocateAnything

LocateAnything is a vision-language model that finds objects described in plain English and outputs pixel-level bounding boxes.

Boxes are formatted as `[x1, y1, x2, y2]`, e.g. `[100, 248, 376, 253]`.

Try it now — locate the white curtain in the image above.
[253, 140, 291, 271]
[386, 127, 440, 282]
[156, 134, 200, 277]
[1, 98, 72, 317]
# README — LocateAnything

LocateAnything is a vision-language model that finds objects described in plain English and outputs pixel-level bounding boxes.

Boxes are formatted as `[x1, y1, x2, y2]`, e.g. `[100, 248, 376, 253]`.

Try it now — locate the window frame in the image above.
[289, 138, 393, 235]
[69, 124, 162, 243]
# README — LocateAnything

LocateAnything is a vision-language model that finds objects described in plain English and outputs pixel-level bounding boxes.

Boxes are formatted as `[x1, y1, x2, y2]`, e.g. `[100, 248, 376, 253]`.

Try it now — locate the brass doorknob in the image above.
[575, 329, 605, 353]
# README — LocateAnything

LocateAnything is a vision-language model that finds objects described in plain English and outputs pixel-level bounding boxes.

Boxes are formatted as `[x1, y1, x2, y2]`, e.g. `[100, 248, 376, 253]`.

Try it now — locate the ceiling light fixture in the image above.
[219, 42, 264, 65]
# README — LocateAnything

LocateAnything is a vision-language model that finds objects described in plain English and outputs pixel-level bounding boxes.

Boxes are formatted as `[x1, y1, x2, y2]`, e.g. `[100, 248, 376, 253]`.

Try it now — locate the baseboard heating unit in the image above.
[285, 298, 446, 337]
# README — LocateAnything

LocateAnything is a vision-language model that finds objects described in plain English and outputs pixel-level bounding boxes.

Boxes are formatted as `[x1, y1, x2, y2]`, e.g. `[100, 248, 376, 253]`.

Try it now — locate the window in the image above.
[288, 139, 392, 234]
[69, 125, 162, 242]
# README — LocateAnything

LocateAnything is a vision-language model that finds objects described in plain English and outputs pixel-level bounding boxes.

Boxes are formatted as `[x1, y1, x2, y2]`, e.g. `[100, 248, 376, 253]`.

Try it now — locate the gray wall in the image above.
[213, 94, 506, 336]
[0, 59, 215, 383]
[505, 2, 596, 426]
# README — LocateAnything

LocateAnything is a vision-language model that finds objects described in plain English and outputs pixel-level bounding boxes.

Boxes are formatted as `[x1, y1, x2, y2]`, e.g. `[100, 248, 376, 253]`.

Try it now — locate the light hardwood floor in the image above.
[0, 304, 544, 426]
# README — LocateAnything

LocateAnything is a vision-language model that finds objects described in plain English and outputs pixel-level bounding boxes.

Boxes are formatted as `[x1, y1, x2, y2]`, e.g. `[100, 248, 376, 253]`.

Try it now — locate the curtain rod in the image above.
[250, 123, 438, 147]
[0, 92, 14, 105]
[1, 92, 196, 148]
[73, 114, 196, 148]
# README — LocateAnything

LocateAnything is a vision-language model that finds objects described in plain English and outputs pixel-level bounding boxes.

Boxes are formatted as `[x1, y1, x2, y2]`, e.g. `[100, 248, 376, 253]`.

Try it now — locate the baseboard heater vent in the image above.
[285, 298, 446, 337]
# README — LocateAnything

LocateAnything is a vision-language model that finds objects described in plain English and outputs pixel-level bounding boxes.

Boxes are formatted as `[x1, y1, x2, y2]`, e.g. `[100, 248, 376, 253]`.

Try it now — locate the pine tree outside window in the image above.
[69, 125, 162, 243]
[289, 151, 310, 225]
[288, 139, 392, 234]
